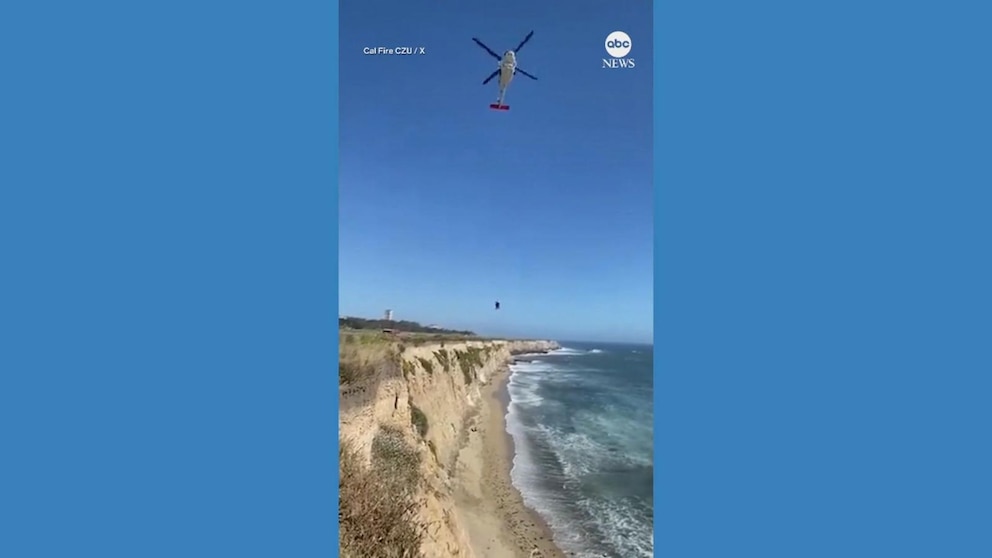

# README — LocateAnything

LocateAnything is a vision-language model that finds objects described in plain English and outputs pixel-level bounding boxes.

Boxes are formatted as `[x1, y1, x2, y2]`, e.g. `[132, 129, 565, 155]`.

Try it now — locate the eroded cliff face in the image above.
[339, 339, 559, 557]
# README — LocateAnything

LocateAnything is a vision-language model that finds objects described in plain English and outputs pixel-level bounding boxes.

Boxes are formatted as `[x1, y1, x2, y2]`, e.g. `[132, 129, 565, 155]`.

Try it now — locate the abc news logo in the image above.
[603, 31, 635, 69]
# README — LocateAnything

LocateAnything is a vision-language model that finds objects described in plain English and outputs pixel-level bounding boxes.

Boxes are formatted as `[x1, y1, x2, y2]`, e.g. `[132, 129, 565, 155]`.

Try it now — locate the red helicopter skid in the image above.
[489, 104, 510, 111]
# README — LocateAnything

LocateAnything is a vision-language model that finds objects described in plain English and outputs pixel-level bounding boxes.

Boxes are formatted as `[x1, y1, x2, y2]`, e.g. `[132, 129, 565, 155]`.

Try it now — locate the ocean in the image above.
[505, 341, 654, 558]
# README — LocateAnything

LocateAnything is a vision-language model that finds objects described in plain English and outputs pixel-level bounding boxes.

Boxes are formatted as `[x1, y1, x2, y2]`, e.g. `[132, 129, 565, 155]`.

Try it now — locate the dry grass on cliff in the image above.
[339, 332, 400, 385]
[339, 426, 428, 558]
[341, 327, 492, 348]
[339, 329, 497, 386]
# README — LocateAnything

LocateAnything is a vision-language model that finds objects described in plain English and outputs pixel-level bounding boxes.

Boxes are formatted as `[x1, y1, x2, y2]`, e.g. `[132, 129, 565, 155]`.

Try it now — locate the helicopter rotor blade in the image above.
[515, 67, 537, 80]
[472, 38, 502, 61]
[482, 69, 500, 85]
[513, 31, 534, 54]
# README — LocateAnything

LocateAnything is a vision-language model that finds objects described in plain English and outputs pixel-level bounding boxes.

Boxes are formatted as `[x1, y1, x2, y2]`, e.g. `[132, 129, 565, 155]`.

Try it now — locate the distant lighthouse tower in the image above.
[384, 309, 393, 321]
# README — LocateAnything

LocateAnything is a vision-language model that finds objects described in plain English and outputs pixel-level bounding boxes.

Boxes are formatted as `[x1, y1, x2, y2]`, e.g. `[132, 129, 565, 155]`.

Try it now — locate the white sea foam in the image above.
[506, 378, 543, 406]
[505, 344, 653, 557]
[507, 361, 557, 408]
[576, 497, 654, 557]
[550, 347, 585, 355]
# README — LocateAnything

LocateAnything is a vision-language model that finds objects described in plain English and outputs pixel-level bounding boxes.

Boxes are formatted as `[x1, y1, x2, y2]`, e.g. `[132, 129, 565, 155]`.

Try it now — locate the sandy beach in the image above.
[453, 365, 566, 558]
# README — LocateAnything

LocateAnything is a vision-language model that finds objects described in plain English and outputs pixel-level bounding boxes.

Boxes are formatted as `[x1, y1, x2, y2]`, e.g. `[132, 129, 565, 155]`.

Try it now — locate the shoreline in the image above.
[452, 363, 566, 558]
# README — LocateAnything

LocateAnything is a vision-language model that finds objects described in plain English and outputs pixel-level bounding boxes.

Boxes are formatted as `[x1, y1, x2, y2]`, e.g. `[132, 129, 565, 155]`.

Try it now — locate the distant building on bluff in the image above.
[384, 309, 393, 321]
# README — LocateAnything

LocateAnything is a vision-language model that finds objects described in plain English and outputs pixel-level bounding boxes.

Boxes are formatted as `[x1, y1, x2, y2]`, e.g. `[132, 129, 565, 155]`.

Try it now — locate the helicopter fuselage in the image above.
[473, 32, 535, 110]
[497, 51, 516, 101]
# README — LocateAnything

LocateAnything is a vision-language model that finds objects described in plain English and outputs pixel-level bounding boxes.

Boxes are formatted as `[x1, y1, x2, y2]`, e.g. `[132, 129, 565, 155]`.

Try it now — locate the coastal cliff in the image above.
[338, 335, 560, 558]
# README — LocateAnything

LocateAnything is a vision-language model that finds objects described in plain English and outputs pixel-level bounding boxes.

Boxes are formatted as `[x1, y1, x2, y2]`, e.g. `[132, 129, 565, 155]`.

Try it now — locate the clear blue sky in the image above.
[339, 0, 653, 343]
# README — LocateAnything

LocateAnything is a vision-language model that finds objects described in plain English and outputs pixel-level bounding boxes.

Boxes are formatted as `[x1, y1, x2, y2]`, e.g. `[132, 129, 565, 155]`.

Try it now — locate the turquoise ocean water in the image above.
[506, 341, 653, 557]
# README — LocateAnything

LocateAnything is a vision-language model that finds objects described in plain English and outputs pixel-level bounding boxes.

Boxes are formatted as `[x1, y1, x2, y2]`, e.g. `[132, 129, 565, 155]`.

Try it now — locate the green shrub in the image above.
[416, 357, 434, 375]
[462, 347, 484, 367]
[371, 425, 422, 489]
[433, 350, 451, 373]
[454, 348, 485, 385]
[410, 404, 429, 437]
[454, 351, 473, 385]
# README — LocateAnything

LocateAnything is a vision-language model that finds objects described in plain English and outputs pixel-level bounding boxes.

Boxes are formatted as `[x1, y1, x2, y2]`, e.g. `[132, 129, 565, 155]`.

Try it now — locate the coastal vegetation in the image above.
[338, 330, 401, 385]
[339, 316, 475, 336]
[416, 356, 434, 376]
[339, 326, 496, 385]
[339, 426, 427, 558]
[410, 403, 429, 437]
[340, 325, 487, 351]
[455, 347, 486, 385]
[433, 349, 452, 373]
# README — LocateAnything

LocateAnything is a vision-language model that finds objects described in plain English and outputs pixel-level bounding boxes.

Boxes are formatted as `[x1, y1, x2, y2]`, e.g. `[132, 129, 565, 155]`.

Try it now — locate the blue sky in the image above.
[339, 0, 653, 343]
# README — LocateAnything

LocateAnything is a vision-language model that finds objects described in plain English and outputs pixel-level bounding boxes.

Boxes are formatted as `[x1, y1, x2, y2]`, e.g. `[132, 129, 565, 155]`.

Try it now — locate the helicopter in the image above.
[472, 31, 538, 111]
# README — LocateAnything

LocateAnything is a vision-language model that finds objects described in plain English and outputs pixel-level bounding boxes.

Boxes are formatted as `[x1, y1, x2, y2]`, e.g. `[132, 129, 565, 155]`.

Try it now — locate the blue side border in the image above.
[330, 2, 341, 553]
[1, 2, 339, 557]
[652, 3, 661, 555]
[655, 1, 992, 557]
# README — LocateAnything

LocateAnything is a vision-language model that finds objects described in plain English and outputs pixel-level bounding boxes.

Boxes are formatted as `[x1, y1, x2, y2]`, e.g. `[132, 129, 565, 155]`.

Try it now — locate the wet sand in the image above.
[453, 365, 566, 558]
